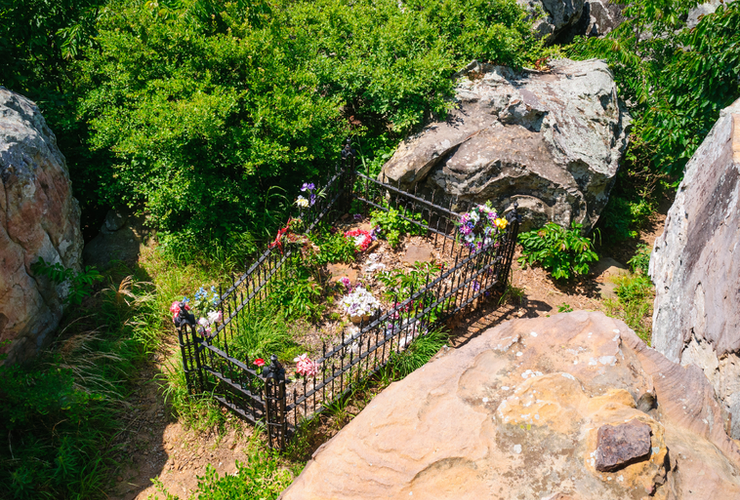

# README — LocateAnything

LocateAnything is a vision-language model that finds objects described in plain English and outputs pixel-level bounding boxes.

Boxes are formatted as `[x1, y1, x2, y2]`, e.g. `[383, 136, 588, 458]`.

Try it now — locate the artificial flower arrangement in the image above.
[339, 286, 381, 323]
[457, 202, 508, 252]
[294, 353, 319, 378]
[295, 182, 325, 209]
[344, 228, 374, 252]
[269, 217, 309, 254]
[170, 285, 223, 338]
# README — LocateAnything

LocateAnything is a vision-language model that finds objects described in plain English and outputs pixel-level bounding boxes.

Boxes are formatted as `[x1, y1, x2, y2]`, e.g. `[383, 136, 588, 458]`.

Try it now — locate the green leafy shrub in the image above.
[309, 227, 357, 266]
[370, 207, 426, 249]
[518, 222, 599, 280]
[269, 265, 324, 321]
[31, 257, 103, 305]
[569, 0, 740, 178]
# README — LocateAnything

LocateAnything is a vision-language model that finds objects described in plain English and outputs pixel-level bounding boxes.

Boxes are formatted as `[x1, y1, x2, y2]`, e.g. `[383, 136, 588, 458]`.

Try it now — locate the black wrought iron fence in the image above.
[176, 144, 519, 450]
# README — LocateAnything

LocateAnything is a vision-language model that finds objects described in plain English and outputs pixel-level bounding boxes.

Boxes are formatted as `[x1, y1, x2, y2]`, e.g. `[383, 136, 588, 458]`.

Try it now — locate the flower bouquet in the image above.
[171, 285, 223, 338]
[339, 286, 381, 323]
[344, 228, 374, 252]
[457, 202, 508, 253]
[269, 218, 309, 254]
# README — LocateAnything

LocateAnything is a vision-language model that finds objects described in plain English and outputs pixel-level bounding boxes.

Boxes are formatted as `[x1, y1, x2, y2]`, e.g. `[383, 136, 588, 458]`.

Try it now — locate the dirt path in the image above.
[109, 214, 666, 499]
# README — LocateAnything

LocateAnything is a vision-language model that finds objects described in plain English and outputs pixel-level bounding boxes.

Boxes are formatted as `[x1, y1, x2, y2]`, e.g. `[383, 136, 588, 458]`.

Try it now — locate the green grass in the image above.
[149, 433, 301, 500]
[602, 245, 655, 344]
[0, 243, 236, 499]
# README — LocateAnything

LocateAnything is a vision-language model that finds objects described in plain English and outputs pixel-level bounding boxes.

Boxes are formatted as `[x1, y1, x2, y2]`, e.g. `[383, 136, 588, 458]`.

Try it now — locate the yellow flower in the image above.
[495, 218, 508, 230]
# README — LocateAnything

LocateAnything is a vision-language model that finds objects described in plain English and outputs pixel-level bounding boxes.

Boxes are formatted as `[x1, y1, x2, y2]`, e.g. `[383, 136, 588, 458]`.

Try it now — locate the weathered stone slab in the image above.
[595, 419, 652, 472]
[281, 312, 740, 500]
[402, 243, 434, 265]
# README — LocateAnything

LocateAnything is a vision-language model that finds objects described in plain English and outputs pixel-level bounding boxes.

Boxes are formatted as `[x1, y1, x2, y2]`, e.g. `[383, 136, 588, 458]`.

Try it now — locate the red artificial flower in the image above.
[344, 229, 373, 252]
[253, 358, 265, 367]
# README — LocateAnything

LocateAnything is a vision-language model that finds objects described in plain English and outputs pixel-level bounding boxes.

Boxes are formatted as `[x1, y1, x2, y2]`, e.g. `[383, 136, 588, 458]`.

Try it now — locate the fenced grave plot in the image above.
[176, 147, 519, 450]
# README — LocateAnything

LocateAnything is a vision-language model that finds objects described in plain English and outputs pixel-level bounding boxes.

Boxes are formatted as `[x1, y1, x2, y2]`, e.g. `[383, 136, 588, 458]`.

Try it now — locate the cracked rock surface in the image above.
[0, 87, 83, 364]
[379, 59, 630, 233]
[281, 311, 740, 500]
[650, 97, 740, 439]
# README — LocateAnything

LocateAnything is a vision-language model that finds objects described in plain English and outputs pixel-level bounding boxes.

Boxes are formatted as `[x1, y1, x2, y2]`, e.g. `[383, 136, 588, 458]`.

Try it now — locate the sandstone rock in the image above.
[650, 98, 740, 439]
[281, 312, 740, 500]
[0, 88, 83, 364]
[594, 420, 652, 472]
[379, 59, 630, 233]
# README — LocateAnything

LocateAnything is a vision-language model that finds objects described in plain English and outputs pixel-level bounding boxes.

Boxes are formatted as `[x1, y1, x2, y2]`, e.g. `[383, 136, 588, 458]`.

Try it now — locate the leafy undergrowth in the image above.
[602, 245, 655, 344]
[0, 241, 234, 499]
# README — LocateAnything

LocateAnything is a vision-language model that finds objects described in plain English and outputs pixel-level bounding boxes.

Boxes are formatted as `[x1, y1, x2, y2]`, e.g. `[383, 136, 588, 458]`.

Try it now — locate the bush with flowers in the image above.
[457, 202, 508, 253]
[339, 286, 381, 322]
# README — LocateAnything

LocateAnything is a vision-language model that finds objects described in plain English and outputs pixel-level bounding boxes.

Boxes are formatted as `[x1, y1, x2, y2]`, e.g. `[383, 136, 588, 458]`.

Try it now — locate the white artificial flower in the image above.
[295, 196, 310, 208]
[207, 310, 223, 324]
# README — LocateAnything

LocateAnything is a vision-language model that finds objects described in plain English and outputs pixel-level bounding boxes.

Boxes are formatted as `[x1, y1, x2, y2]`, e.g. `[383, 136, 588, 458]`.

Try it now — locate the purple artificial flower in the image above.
[472, 280, 481, 292]
[353, 214, 363, 221]
[301, 182, 316, 192]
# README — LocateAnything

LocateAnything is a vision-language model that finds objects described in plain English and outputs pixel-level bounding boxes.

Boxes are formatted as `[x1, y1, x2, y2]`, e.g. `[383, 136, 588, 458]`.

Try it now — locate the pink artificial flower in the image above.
[207, 310, 223, 324]
[293, 353, 319, 378]
[253, 358, 265, 367]
[169, 301, 181, 315]
[339, 277, 351, 290]
[344, 229, 373, 252]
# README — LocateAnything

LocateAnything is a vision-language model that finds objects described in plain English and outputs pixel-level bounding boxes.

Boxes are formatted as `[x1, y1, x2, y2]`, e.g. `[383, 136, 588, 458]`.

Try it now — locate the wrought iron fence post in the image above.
[263, 355, 287, 451]
[175, 302, 204, 394]
[177, 325, 194, 395]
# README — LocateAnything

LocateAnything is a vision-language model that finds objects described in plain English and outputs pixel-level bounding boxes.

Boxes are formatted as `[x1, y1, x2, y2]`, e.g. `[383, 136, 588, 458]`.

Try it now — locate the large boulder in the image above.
[0, 88, 83, 364]
[650, 98, 740, 439]
[281, 311, 740, 499]
[518, 0, 586, 43]
[520, 0, 624, 43]
[379, 58, 630, 232]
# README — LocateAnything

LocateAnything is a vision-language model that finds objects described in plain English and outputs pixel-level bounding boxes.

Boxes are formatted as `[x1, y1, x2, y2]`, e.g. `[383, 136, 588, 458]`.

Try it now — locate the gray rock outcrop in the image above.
[688, 0, 737, 28]
[281, 312, 740, 500]
[519, 0, 585, 43]
[519, 0, 624, 43]
[380, 58, 630, 232]
[0, 88, 83, 364]
[650, 97, 740, 438]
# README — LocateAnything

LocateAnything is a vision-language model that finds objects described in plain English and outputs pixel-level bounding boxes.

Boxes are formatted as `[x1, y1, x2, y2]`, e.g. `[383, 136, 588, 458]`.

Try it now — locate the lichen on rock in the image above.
[0, 87, 83, 364]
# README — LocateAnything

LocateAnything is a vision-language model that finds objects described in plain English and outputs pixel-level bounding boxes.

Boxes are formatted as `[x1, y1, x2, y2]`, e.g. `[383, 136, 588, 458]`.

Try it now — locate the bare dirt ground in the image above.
[109, 212, 667, 500]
